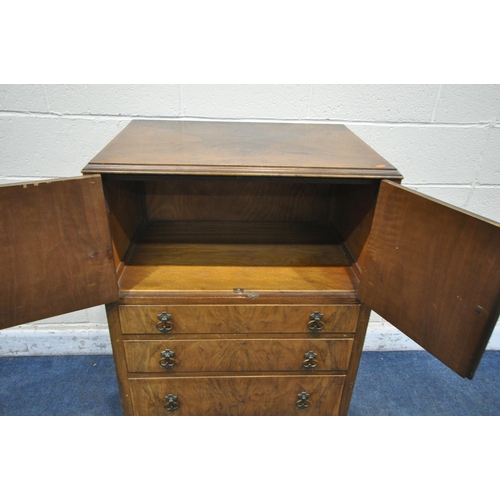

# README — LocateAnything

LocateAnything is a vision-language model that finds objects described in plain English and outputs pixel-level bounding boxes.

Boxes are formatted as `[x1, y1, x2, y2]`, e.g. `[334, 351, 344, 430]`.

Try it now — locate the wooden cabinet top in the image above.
[83, 120, 403, 179]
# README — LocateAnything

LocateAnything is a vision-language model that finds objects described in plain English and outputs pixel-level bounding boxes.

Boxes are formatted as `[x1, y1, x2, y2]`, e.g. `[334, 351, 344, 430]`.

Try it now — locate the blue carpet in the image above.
[349, 350, 500, 416]
[0, 351, 498, 415]
[0, 355, 122, 416]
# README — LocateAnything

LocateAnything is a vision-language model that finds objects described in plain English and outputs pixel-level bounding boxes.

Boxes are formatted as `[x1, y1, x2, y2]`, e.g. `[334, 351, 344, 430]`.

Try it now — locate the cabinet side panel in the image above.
[329, 182, 380, 273]
[105, 303, 132, 416]
[338, 304, 370, 416]
[102, 178, 144, 269]
[0, 176, 118, 330]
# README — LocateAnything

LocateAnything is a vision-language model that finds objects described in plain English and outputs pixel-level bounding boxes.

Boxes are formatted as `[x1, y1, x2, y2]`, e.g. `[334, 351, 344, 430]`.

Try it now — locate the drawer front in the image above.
[129, 375, 346, 416]
[124, 337, 354, 373]
[119, 304, 360, 334]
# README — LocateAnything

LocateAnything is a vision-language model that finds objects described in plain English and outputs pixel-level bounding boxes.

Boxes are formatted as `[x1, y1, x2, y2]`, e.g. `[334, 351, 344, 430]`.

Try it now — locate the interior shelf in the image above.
[117, 221, 360, 296]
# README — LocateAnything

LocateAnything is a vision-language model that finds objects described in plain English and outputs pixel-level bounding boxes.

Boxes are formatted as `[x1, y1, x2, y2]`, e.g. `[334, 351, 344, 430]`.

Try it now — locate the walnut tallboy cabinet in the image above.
[2, 121, 499, 416]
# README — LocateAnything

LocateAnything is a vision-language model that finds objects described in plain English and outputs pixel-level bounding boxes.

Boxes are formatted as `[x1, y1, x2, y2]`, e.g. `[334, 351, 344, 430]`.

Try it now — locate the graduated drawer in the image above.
[124, 337, 354, 373]
[129, 374, 346, 416]
[119, 304, 360, 334]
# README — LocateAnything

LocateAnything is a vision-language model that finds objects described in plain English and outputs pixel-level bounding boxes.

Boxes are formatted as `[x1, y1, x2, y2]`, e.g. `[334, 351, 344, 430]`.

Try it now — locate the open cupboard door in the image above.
[0, 175, 118, 330]
[358, 180, 500, 379]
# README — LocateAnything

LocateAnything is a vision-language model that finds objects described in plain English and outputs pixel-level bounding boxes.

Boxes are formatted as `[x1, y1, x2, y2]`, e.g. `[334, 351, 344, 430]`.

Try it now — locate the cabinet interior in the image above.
[102, 175, 379, 298]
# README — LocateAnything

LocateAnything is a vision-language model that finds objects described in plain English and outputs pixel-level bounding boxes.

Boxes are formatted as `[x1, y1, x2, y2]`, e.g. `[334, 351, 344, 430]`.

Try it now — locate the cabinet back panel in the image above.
[145, 179, 332, 222]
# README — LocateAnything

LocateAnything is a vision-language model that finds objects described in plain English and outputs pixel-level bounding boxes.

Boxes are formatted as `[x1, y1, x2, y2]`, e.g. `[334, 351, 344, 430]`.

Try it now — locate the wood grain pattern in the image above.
[119, 304, 360, 334]
[0, 176, 118, 330]
[128, 374, 346, 415]
[84, 121, 402, 180]
[124, 337, 354, 373]
[359, 181, 500, 378]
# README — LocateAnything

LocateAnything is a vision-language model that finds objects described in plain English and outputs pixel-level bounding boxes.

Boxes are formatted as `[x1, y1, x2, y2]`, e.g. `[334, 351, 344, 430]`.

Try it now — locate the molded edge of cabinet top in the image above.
[83, 120, 403, 179]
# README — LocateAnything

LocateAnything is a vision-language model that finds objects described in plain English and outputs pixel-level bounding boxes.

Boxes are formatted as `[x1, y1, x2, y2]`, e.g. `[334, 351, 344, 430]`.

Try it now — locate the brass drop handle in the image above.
[302, 350, 318, 369]
[159, 348, 176, 369]
[296, 391, 310, 409]
[156, 311, 173, 333]
[308, 311, 324, 332]
[164, 394, 179, 412]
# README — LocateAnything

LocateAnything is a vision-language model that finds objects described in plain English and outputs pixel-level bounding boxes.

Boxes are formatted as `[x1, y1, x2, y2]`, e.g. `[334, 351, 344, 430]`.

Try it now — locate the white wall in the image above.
[1, 84, 499, 355]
